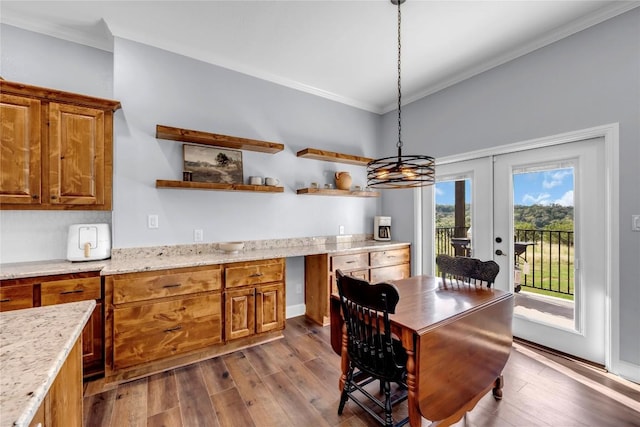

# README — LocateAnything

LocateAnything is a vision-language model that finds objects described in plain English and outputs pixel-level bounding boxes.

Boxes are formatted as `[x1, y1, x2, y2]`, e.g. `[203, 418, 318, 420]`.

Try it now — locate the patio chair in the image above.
[436, 253, 500, 288]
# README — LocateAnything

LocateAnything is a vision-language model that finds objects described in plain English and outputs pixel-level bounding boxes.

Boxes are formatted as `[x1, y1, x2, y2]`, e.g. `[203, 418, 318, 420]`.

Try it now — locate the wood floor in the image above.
[84, 316, 640, 427]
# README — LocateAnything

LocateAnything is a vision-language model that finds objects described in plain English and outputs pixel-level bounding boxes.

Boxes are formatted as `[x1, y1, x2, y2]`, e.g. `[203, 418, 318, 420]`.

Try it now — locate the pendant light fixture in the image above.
[367, 0, 435, 189]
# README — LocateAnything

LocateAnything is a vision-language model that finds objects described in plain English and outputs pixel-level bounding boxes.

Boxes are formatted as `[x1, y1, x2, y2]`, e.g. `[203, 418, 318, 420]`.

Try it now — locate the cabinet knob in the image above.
[51, 195, 57, 200]
[31, 194, 39, 199]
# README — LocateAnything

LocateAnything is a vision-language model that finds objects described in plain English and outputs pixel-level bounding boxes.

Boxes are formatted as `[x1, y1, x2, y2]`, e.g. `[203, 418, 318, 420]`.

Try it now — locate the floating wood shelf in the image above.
[296, 148, 373, 166]
[156, 125, 284, 154]
[296, 188, 379, 198]
[156, 180, 284, 193]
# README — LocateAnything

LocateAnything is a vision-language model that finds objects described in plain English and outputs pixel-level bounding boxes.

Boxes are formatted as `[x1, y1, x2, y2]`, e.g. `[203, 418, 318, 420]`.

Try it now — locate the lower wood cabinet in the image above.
[305, 245, 411, 325]
[224, 258, 285, 341]
[0, 272, 104, 378]
[104, 259, 285, 383]
[113, 293, 222, 369]
[225, 282, 285, 340]
[28, 338, 83, 427]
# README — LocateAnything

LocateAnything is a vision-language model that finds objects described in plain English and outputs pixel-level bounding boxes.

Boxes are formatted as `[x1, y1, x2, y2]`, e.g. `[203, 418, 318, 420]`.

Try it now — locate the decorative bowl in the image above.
[219, 241, 244, 253]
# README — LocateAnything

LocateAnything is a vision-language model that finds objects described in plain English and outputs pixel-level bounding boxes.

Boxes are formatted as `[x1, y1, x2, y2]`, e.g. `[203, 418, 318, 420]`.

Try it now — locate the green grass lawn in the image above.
[519, 242, 574, 301]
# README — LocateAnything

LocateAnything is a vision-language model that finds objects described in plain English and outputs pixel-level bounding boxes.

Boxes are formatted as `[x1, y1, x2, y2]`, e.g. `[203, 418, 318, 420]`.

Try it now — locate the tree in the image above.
[216, 153, 230, 167]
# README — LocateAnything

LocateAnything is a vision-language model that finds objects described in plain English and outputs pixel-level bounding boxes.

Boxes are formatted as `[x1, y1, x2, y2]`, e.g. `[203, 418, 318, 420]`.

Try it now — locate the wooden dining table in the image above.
[330, 275, 514, 427]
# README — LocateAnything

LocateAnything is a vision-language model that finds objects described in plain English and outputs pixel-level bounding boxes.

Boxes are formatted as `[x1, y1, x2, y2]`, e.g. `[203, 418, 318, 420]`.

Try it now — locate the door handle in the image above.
[495, 249, 507, 256]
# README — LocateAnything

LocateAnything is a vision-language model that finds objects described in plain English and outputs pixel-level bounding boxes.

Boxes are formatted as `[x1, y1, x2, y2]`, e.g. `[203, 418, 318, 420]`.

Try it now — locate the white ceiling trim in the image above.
[387, 1, 640, 114]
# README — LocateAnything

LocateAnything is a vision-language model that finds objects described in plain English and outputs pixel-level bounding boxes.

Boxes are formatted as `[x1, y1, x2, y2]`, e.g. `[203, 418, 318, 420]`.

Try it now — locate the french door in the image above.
[424, 137, 607, 364]
[494, 138, 606, 363]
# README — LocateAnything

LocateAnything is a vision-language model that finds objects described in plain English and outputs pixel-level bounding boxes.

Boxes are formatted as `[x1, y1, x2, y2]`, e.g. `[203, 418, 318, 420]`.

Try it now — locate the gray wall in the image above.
[111, 37, 379, 249]
[381, 9, 640, 368]
[0, 25, 114, 263]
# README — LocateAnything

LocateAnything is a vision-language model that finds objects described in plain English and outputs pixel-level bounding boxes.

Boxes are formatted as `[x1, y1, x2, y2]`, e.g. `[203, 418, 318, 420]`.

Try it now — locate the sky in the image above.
[435, 167, 574, 207]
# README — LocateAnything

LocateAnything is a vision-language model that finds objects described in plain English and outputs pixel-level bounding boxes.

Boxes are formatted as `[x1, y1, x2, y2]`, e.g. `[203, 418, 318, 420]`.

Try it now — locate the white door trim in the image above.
[417, 123, 621, 377]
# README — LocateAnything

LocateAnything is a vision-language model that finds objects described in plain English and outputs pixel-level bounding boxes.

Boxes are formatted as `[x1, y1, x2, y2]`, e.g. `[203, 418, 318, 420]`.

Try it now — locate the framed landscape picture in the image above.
[183, 144, 243, 184]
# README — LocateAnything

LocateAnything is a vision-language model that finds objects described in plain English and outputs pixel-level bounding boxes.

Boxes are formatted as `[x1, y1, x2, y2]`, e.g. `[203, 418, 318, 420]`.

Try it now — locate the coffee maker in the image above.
[374, 216, 391, 241]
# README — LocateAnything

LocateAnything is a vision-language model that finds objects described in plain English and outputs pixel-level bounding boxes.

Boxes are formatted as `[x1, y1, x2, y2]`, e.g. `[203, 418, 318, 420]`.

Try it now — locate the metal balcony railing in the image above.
[435, 227, 574, 298]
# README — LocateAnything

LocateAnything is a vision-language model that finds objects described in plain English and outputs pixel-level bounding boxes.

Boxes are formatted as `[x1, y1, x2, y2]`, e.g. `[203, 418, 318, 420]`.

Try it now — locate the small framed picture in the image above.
[183, 144, 243, 184]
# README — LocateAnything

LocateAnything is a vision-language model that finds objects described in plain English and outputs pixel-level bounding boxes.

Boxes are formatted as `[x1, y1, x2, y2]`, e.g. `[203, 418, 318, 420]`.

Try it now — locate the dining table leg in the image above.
[339, 322, 348, 391]
[401, 329, 422, 427]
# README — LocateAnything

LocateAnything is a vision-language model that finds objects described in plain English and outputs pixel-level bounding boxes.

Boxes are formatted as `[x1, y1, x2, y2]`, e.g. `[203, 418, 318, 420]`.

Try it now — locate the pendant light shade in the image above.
[367, 0, 435, 189]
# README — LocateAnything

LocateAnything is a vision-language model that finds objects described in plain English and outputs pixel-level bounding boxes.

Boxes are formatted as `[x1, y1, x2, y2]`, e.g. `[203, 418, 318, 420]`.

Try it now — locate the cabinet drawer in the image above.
[330, 270, 369, 295]
[370, 263, 411, 284]
[41, 277, 101, 305]
[225, 259, 284, 289]
[370, 248, 411, 268]
[113, 293, 222, 369]
[112, 265, 222, 304]
[331, 252, 368, 272]
[0, 284, 33, 312]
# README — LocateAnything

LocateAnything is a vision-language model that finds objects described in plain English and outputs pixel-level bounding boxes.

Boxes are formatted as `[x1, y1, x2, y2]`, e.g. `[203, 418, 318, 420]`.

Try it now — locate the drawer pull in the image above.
[0, 298, 11, 303]
[60, 289, 84, 295]
[164, 325, 182, 333]
[345, 260, 356, 264]
[249, 273, 264, 278]
[162, 283, 182, 289]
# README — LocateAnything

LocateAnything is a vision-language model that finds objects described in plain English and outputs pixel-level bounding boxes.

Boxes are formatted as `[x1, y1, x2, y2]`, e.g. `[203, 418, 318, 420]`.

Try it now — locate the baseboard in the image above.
[286, 303, 306, 319]
[613, 359, 640, 384]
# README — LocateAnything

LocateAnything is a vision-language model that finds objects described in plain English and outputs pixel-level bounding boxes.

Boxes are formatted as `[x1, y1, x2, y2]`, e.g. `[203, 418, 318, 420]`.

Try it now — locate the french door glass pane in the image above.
[512, 166, 575, 328]
[435, 179, 472, 265]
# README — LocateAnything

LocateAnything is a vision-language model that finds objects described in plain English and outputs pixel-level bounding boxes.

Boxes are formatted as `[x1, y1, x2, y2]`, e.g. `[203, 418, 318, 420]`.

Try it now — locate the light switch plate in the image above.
[194, 229, 204, 242]
[632, 215, 640, 231]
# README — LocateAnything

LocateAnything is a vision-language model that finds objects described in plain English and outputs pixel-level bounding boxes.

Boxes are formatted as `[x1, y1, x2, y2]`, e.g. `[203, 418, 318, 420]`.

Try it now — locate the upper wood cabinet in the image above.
[0, 80, 121, 210]
[0, 93, 41, 205]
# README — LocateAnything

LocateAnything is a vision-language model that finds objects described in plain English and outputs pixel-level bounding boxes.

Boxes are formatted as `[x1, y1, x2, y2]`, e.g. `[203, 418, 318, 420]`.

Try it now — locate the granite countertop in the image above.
[0, 300, 96, 427]
[0, 237, 410, 279]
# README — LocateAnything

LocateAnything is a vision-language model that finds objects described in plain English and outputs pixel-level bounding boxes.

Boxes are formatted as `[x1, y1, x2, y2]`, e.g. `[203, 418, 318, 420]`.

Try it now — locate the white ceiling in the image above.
[1, 1, 638, 113]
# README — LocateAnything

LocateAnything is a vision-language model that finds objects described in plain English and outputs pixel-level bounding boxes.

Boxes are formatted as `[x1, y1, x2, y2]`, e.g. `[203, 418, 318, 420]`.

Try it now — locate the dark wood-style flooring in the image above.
[83, 316, 640, 427]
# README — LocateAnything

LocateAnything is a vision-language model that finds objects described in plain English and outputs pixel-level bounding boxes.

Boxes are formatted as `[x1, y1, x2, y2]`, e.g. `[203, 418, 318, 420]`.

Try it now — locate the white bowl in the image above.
[219, 241, 244, 253]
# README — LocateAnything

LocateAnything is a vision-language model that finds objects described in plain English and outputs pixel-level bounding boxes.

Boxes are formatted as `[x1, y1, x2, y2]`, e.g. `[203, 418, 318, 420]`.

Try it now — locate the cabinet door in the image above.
[48, 103, 105, 206]
[225, 287, 255, 341]
[82, 302, 103, 377]
[256, 283, 284, 334]
[0, 94, 41, 205]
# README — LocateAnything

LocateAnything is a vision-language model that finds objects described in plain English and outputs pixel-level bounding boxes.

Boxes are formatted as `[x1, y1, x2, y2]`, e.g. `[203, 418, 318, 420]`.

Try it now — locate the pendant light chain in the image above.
[366, 0, 435, 189]
[396, 0, 402, 151]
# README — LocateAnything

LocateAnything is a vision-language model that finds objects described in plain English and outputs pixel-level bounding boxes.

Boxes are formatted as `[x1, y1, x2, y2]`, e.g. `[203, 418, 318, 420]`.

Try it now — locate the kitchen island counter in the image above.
[0, 300, 95, 427]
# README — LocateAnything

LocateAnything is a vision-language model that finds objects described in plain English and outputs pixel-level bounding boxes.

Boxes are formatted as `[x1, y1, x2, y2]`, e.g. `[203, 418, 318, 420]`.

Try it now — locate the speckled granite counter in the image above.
[0, 236, 410, 279]
[0, 300, 95, 427]
[0, 259, 108, 280]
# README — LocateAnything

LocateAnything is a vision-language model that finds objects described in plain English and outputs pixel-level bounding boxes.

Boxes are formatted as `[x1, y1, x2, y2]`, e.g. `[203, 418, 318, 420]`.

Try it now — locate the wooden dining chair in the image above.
[435, 253, 500, 288]
[335, 270, 409, 427]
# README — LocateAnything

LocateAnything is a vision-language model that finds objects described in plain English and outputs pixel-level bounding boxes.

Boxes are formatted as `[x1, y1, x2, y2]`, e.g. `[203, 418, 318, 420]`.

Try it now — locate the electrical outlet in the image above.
[632, 215, 640, 231]
[339, 225, 345, 235]
[296, 284, 303, 294]
[194, 229, 204, 242]
[147, 214, 159, 229]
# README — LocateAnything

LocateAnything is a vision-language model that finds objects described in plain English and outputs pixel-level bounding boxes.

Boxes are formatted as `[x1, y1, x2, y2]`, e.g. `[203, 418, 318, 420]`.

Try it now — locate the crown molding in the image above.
[1, 13, 114, 52]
